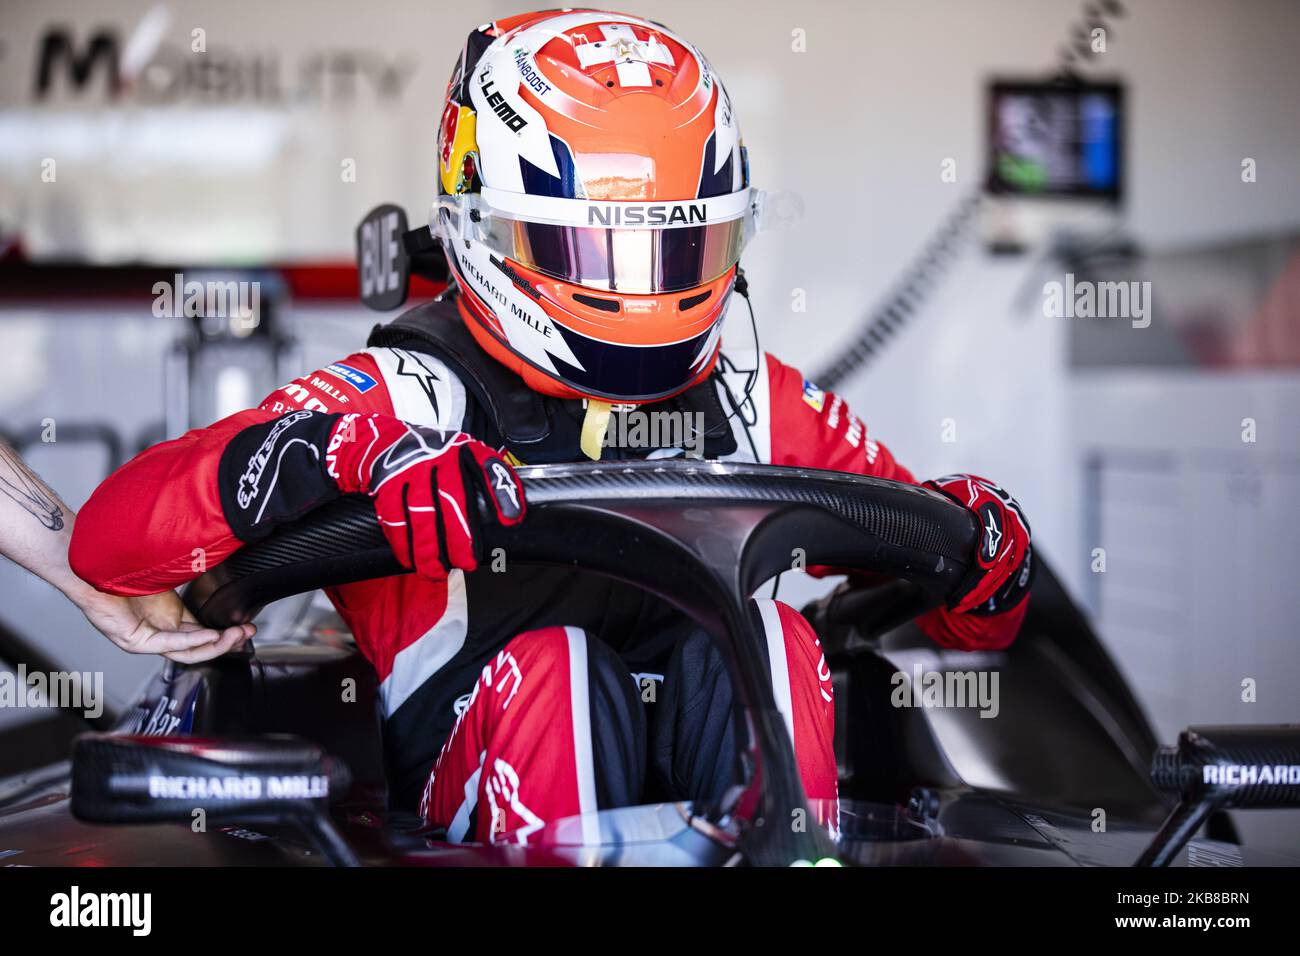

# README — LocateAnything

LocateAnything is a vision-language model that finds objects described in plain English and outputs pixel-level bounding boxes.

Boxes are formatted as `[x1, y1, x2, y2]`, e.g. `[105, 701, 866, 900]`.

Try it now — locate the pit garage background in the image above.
[1, 0, 1297, 847]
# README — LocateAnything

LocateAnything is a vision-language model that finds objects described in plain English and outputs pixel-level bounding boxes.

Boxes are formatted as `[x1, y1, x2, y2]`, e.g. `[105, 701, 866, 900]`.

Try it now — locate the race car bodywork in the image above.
[0, 461, 1295, 866]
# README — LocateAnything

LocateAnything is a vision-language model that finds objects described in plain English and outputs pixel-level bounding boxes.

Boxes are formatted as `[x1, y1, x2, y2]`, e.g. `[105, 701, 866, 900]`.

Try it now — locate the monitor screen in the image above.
[986, 80, 1123, 200]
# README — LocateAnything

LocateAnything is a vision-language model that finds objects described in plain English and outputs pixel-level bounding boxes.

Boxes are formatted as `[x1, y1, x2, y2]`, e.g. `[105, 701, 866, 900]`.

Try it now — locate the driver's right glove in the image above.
[923, 473, 1033, 616]
[325, 413, 526, 581]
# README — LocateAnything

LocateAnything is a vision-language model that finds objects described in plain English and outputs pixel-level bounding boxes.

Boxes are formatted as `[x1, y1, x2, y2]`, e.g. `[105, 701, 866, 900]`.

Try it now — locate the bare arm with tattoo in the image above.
[0, 441, 254, 662]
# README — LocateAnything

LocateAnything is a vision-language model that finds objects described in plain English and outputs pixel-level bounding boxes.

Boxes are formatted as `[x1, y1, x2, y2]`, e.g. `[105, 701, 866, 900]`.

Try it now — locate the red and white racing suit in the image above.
[70, 320, 1029, 844]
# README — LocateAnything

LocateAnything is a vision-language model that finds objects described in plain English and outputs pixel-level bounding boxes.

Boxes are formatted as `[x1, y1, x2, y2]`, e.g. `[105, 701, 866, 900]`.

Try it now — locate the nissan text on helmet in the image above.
[434, 9, 764, 404]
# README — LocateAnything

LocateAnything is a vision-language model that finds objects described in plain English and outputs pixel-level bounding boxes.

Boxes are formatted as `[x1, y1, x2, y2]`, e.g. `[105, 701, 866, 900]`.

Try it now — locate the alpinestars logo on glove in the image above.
[979, 504, 1003, 562]
[487, 458, 522, 520]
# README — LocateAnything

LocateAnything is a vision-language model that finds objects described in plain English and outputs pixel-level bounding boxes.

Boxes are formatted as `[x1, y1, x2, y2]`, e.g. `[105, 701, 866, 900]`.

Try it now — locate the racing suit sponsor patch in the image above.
[323, 362, 379, 393]
[801, 378, 825, 413]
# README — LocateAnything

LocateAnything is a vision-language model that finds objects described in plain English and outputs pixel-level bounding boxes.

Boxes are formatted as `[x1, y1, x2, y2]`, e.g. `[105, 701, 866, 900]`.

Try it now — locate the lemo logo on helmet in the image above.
[477, 70, 528, 133]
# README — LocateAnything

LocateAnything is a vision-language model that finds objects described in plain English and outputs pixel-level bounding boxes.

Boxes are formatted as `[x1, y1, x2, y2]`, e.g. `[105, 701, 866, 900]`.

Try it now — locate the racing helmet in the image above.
[433, 9, 762, 404]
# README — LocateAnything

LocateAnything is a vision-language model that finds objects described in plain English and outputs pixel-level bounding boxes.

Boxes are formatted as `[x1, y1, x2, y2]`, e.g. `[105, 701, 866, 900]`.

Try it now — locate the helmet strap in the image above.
[579, 401, 613, 461]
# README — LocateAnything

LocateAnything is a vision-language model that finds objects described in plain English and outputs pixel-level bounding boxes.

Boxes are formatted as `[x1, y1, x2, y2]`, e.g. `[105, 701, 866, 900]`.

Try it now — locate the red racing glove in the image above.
[325, 413, 525, 580]
[924, 473, 1033, 616]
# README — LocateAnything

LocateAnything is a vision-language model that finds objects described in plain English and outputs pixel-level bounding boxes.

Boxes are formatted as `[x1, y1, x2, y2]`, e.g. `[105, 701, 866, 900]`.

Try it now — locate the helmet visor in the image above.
[438, 186, 759, 295]
[493, 218, 746, 294]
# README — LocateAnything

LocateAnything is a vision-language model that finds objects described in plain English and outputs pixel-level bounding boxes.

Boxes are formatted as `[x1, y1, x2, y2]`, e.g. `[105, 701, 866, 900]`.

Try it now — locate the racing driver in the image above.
[70, 10, 1034, 846]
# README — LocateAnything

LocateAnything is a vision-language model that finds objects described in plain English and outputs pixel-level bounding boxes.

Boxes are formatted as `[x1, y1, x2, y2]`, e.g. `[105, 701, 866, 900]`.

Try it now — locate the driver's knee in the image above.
[652, 624, 737, 804]
[655, 600, 837, 811]
[421, 626, 644, 842]
[752, 599, 837, 806]
[652, 601, 836, 810]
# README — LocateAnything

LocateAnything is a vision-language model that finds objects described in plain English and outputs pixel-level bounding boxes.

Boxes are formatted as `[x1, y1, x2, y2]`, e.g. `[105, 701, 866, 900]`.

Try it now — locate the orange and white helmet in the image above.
[433, 9, 763, 403]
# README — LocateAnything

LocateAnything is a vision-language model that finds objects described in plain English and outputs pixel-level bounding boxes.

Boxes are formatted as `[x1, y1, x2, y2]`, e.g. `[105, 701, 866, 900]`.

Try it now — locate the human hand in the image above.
[76, 586, 255, 663]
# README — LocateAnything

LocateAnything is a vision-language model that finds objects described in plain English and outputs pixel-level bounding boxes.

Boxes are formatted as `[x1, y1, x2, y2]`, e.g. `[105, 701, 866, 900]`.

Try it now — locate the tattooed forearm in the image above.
[0, 443, 65, 531]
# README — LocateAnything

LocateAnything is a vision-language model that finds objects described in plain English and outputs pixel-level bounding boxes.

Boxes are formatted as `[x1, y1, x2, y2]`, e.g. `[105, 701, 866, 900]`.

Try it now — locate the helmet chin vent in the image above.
[678, 289, 713, 310]
[572, 293, 621, 313]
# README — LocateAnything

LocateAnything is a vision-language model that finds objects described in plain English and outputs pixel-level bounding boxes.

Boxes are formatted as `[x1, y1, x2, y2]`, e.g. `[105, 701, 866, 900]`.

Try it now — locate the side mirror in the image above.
[355, 203, 448, 311]
[71, 733, 357, 866]
[1136, 724, 1300, 866]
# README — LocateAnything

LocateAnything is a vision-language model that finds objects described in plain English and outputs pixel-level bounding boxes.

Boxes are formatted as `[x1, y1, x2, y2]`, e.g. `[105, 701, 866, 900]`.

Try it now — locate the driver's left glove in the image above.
[923, 474, 1033, 616]
[326, 413, 526, 580]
